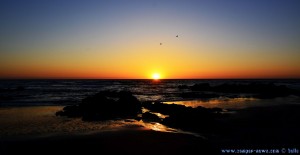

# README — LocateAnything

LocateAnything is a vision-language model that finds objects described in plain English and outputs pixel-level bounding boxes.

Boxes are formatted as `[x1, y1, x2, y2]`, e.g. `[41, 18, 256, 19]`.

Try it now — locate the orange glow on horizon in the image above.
[1, 67, 300, 79]
[0, 42, 300, 79]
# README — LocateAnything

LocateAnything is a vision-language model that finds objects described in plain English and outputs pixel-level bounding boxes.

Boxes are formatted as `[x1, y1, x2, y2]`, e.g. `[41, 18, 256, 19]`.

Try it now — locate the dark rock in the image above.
[190, 83, 211, 91]
[142, 112, 161, 122]
[189, 82, 297, 99]
[143, 102, 223, 132]
[143, 101, 192, 116]
[56, 105, 81, 117]
[162, 107, 217, 132]
[211, 107, 223, 113]
[117, 91, 142, 116]
[56, 91, 142, 121]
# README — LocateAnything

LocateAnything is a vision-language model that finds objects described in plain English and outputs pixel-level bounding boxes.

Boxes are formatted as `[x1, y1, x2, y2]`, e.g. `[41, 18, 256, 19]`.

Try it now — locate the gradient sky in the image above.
[0, 0, 300, 79]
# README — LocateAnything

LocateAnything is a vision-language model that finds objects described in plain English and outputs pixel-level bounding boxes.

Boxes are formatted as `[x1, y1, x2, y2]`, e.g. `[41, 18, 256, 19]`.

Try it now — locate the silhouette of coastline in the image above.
[1, 80, 300, 155]
[56, 91, 223, 132]
[55, 87, 300, 152]
[179, 82, 299, 99]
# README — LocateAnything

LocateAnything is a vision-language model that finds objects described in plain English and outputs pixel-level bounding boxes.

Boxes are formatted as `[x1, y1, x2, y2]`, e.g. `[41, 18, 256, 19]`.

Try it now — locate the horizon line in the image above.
[0, 78, 300, 80]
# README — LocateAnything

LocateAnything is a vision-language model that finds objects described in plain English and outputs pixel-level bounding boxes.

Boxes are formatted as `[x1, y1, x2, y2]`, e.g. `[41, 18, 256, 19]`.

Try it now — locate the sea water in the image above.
[0, 79, 300, 108]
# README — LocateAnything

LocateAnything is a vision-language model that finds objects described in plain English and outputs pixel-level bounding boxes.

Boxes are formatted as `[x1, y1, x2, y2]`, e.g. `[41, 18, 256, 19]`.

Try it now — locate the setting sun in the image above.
[152, 73, 160, 80]
[0, 0, 299, 80]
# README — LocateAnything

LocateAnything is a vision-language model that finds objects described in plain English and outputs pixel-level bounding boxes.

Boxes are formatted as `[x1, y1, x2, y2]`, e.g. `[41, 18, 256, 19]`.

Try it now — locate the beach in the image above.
[1, 103, 300, 154]
[2, 128, 214, 155]
[0, 106, 215, 155]
[1, 80, 300, 154]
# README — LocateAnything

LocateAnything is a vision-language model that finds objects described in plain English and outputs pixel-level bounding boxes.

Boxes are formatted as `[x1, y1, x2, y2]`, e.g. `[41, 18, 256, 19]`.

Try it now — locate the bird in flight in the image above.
[160, 35, 179, 45]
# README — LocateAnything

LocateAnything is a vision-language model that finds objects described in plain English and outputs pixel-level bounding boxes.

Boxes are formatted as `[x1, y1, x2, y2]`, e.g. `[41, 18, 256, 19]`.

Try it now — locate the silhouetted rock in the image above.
[190, 83, 211, 91]
[142, 102, 223, 132]
[56, 105, 81, 117]
[211, 107, 223, 113]
[56, 91, 142, 121]
[143, 101, 191, 116]
[142, 112, 161, 122]
[188, 82, 297, 99]
[117, 91, 142, 116]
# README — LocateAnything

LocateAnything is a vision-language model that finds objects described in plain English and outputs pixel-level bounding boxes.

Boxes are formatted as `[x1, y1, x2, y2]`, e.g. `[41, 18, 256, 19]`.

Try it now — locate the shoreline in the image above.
[1, 127, 215, 155]
[0, 106, 214, 154]
[1, 100, 300, 154]
[0, 106, 199, 139]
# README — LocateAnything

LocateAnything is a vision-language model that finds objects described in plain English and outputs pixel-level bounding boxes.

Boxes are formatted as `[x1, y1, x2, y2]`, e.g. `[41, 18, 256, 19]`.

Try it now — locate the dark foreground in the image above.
[1, 129, 216, 155]
[1, 104, 300, 155]
[1, 81, 300, 155]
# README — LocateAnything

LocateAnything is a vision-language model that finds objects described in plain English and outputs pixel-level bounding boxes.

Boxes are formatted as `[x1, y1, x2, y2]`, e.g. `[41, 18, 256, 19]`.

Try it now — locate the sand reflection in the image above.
[163, 96, 300, 109]
[0, 106, 139, 137]
[164, 97, 258, 109]
[0, 106, 197, 139]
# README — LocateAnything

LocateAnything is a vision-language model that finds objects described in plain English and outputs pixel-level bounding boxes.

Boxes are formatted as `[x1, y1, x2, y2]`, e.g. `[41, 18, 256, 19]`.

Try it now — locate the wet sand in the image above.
[213, 104, 300, 149]
[0, 106, 122, 138]
[0, 106, 215, 155]
[0, 106, 195, 138]
[1, 102, 300, 155]
[1, 128, 215, 155]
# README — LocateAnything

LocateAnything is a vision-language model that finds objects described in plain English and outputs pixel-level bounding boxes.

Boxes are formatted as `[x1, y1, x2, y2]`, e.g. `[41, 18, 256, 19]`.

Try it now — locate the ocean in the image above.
[1, 79, 300, 107]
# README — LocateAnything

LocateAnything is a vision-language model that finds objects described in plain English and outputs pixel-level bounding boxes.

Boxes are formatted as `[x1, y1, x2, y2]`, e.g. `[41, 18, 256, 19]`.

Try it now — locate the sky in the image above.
[0, 0, 300, 79]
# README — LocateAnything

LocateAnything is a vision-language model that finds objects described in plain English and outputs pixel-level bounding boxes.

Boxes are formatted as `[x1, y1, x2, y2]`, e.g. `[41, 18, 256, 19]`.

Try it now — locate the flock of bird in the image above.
[160, 35, 178, 45]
